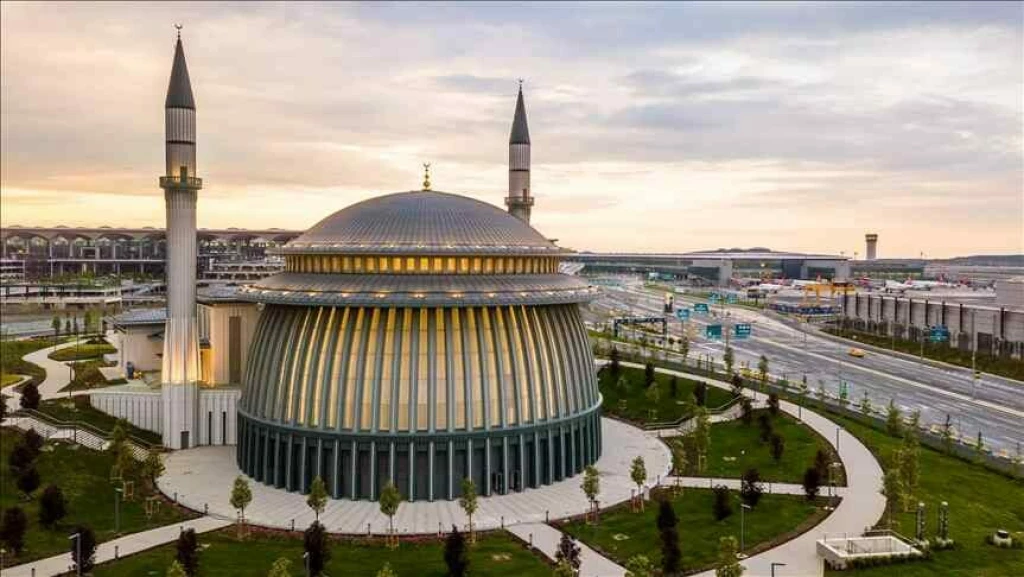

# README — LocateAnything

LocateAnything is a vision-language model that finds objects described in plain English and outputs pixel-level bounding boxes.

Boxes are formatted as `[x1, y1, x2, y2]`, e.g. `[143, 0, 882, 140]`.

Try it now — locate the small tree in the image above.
[858, 391, 873, 416]
[881, 467, 905, 529]
[899, 434, 920, 510]
[712, 485, 732, 521]
[141, 448, 165, 493]
[17, 465, 41, 499]
[885, 400, 903, 437]
[52, 315, 62, 343]
[609, 347, 621, 378]
[554, 532, 582, 575]
[24, 429, 44, 457]
[304, 521, 330, 577]
[64, 317, 72, 335]
[39, 485, 67, 528]
[376, 563, 398, 577]
[379, 480, 403, 546]
[657, 496, 681, 575]
[715, 536, 745, 577]
[624, 555, 655, 577]
[802, 467, 821, 501]
[693, 408, 711, 473]
[644, 362, 656, 387]
[230, 476, 253, 537]
[670, 438, 689, 477]
[975, 431, 986, 462]
[267, 557, 293, 577]
[679, 334, 690, 363]
[459, 478, 478, 544]
[167, 560, 188, 577]
[723, 346, 735, 376]
[8, 442, 34, 476]
[176, 527, 200, 576]
[19, 382, 41, 410]
[581, 465, 600, 523]
[740, 398, 753, 426]
[767, 392, 779, 416]
[740, 468, 763, 508]
[730, 373, 743, 397]
[0, 506, 28, 554]
[813, 449, 830, 479]
[693, 381, 707, 407]
[940, 414, 954, 454]
[307, 476, 328, 521]
[669, 376, 678, 398]
[769, 433, 785, 463]
[444, 525, 469, 577]
[70, 525, 97, 574]
[630, 456, 647, 511]
[757, 412, 773, 443]
[757, 355, 769, 390]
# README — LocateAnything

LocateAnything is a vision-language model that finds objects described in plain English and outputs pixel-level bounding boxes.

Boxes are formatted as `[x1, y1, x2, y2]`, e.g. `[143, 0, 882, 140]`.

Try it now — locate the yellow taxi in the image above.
[848, 348, 866, 358]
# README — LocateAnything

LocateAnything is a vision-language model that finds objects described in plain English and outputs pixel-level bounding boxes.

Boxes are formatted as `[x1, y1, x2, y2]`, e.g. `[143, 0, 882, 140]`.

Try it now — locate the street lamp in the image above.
[739, 503, 752, 558]
[771, 562, 787, 576]
[828, 462, 842, 503]
[69, 532, 82, 576]
[303, 551, 311, 577]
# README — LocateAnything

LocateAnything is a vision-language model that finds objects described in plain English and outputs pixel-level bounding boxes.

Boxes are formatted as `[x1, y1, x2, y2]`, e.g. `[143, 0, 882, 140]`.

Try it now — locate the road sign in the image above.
[734, 323, 752, 339]
[676, 308, 691, 321]
[705, 324, 723, 340]
[694, 303, 710, 314]
[929, 325, 950, 343]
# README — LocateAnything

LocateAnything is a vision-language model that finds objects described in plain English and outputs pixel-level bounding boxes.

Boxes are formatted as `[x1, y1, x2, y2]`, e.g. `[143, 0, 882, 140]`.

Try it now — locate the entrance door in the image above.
[180, 431, 190, 449]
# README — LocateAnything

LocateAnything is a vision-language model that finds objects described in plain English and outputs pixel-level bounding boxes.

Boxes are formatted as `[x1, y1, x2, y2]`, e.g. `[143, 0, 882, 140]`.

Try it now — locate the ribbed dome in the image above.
[278, 191, 563, 255]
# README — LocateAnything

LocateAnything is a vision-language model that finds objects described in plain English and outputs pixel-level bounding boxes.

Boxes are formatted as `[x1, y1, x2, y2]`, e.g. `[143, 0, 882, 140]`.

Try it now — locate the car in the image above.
[848, 348, 866, 358]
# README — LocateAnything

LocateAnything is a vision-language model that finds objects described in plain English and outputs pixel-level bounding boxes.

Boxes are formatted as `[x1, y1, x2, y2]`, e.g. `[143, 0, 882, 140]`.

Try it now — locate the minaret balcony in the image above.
[159, 175, 203, 190]
[505, 196, 535, 207]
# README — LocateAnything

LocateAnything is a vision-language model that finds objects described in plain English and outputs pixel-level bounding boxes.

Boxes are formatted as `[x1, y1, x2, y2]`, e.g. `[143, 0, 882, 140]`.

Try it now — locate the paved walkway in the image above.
[157, 417, 673, 536]
[509, 522, 626, 577]
[3, 516, 230, 577]
[2, 338, 87, 415]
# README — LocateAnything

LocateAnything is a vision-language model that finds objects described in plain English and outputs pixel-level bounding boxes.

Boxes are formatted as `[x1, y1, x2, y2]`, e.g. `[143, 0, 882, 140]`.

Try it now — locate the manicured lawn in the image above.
[1, 373, 23, 387]
[823, 413, 1024, 577]
[49, 341, 117, 362]
[561, 488, 824, 573]
[0, 428, 192, 567]
[35, 397, 163, 445]
[91, 529, 552, 576]
[668, 408, 845, 485]
[0, 336, 64, 387]
[599, 365, 734, 425]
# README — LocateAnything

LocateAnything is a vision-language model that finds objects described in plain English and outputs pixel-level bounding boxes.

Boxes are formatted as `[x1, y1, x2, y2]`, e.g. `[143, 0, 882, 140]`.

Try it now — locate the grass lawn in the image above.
[561, 488, 824, 573]
[91, 529, 552, 577]
[1, 373, 23, 387]
[63, 358, 118, 392]
[49, 341, 117, 362]
[668, 408, 845, 485]
[823, 413, 1024, 577]
[599, 365, 734, 425]
[35, 397, 163, 445]
[0, 336, 65, 387]
[0, 428, 192, 567]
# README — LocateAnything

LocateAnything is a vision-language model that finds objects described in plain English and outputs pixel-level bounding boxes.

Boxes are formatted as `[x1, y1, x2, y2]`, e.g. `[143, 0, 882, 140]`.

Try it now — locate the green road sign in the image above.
[705, 324, 723, 340]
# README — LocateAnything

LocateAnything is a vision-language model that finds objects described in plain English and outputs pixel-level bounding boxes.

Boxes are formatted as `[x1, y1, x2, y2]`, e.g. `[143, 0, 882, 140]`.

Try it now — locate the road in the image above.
[585, 281, 1024, 456]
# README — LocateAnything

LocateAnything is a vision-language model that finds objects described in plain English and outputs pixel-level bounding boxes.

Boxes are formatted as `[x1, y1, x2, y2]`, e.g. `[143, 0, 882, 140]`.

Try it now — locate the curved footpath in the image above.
[1, 338, 86, 415]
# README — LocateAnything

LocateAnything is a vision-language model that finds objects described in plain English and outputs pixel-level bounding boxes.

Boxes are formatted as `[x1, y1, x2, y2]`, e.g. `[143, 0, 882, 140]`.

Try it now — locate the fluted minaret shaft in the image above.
[160, 34, 202, 449]
[506, 85, 533, 224]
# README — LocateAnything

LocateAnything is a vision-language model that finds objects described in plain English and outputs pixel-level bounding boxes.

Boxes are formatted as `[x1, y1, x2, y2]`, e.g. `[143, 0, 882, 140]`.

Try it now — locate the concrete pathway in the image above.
[1, 338, 86, 416]
[664, 477, 848, 498]
[157, 417, 674, 536]
[3, 516, 230, 577]
[509, 522, 626, 577]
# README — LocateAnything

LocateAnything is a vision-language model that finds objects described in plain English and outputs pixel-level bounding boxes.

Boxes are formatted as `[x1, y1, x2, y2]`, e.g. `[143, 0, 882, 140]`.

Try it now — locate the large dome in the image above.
[280, 191, 564, 255]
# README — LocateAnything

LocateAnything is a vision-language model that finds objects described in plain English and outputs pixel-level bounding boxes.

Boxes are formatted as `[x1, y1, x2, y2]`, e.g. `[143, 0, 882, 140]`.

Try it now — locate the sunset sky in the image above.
[2, 1, 1021, 258]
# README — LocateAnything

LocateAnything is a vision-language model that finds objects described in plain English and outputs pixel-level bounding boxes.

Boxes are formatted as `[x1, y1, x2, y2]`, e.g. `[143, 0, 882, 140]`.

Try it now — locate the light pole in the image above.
[303, 551, 310, 577]
[739, 503, 752, 557]
[771, 562, 787, 576]
[115, 487, 123, 534]
[69, 532, 81, 576]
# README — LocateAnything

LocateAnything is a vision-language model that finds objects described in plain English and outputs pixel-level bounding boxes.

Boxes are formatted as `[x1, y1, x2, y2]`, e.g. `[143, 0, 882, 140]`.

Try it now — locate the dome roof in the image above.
[277, 191, 566, 256]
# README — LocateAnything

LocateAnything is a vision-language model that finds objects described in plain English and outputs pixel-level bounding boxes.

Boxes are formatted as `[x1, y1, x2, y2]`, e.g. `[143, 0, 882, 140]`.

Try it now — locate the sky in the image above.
[1, 1, 1022, 258]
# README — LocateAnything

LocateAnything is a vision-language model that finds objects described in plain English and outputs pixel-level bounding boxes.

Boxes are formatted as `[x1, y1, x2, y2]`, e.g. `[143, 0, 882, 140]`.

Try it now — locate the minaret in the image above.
[506, 81, 533, 224]
[159, 27, 202, 449]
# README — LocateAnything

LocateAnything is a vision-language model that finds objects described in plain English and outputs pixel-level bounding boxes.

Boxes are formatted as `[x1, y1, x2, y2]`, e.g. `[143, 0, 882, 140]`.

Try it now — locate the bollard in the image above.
[657, 474, 661, 486]
[291, 519, 295, 532]
[204, 503, 208, 515]
[115, 545, 119, 559]
[529, 532, 533, 547]
[367, 523, 371, 537]
[545, 510, 549, 523]
[501, 516, 505, 529]
[438, 521, 442, 537]
[174, 492, 178, 503]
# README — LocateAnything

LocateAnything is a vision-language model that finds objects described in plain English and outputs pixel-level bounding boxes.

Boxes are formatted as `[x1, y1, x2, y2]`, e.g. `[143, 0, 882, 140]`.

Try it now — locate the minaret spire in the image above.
[159, 27, 202, 449]
[506, 81, 533, 223]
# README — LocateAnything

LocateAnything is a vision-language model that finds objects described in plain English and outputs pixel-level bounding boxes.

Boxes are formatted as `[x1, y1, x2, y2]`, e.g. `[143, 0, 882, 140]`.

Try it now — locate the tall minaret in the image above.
[506, 81, 533, 224]
[160, 27, 202, 450]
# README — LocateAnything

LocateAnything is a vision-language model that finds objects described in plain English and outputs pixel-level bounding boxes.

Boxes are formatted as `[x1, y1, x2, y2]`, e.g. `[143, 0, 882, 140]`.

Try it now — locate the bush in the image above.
[693, 382, 707, 407]
[17, 465, 41, 498]
[70, 525, 97, 573]
[740, 468, 763, 508]
[740, 398, 753, 425]
[767, 392, 780, 416]
[23, 429, 44, 456]
[19, 382, 41, 410]
[802, 467, 821, 501]
[757, 412, 774, 442]
[712, 485, 733, 520]
[304, 521, 330, 577]
[555, 532, 581, 573]
[657, 497, 681, 575]
[770, 433, 785, 462]
[176, 527, 200, 576]
[9, 442, 35, 475]
[444, 525, 469, 577]
[0, 506, 28, 554]
[39, 485, 68, 528]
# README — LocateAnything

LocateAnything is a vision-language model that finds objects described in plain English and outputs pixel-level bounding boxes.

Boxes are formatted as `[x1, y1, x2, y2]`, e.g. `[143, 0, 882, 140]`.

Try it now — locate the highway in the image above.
[585, 280, 1024, 456]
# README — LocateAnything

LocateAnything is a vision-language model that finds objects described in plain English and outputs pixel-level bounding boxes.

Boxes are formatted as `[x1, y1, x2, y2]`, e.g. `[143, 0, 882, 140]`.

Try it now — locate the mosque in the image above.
[95, 31, 602, 501]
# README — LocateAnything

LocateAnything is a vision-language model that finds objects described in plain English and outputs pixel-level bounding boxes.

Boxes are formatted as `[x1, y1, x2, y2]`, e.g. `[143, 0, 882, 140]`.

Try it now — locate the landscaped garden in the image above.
[822, 413, 1024, 577]
[89, 529, 553, 577]
[560, 487, 825, 574]
[0, 336, 68, 388]
[0, 427, 191, 567]
[48, 338, 117, 362]
[598, 359, 733, 425]
[668, 407, 845, 485]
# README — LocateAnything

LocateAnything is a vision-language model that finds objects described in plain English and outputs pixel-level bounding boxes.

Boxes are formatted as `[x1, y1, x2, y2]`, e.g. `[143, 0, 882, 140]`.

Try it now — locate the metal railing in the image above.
[159, 175, 203, 189]
[10, 408, 160, 457]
